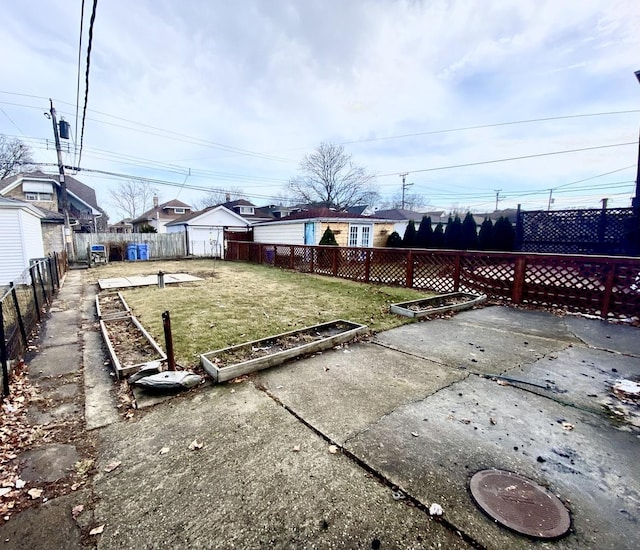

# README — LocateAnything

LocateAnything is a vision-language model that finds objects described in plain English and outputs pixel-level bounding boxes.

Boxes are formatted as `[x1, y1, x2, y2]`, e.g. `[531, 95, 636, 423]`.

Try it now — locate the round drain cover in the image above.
[469, 469, 570, 539]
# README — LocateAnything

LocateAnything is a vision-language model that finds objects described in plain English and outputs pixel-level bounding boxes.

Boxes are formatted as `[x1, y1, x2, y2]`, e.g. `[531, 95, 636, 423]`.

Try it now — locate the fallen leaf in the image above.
[188, 439, 204, 451]
[0, 488, 12, 497]
[328, 445, 339, 454]
[429, 503, 444, 516]
[70, 483, 82, 491]
[15, 479, 25, 489]
[489, 417, 497, 425]
[159, 447, 170, 455]
[89, 524, 105, 536]
[292, 445, 301, 452]
[27, 488, 43, 499]
[562, 422, 574, 431]
[103, 460, 121, 473]
[497, 379, 509, 386]
[411, 432, 419, 437]
[71, 504, 84, 519]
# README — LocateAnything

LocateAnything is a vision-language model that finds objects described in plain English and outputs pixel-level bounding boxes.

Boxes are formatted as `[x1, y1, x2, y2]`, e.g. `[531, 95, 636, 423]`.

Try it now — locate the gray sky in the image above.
[1, 0, 639, 220]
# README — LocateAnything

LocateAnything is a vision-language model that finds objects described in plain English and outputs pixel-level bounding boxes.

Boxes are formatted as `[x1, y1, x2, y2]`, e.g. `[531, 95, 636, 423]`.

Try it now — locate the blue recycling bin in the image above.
[137, 243, 149, 260]
[126, 243, 138, 261]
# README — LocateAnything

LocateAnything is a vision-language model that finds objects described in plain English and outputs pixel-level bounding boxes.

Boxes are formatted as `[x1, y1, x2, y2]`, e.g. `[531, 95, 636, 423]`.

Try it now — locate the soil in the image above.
[97, 292, 128, 316]
[102, 318, 160, 367]
[406, 295, 473, 312]
[207, 321, 356, 368]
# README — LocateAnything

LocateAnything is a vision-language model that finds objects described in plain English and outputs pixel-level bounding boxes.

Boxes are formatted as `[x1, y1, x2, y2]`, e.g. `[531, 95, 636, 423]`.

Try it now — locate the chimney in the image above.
[153, 196, 158, 208]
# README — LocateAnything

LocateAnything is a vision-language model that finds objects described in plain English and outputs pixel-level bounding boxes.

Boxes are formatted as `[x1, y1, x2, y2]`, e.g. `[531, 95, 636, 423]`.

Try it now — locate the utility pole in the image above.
[494, 189, 502, 212]
[400, 173, 413, 209]
[547, 189, 554, 211]
[49, 99, 75, 261]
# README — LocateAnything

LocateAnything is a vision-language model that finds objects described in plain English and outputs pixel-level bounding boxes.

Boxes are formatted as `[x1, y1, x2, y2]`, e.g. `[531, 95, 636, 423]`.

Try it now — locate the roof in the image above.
[255, 207, 396, 226]
[166, 204, 250, 227]
[372, 208, 428, 221]
[132, 199, 191, 223]
[0, 196, 46, 218]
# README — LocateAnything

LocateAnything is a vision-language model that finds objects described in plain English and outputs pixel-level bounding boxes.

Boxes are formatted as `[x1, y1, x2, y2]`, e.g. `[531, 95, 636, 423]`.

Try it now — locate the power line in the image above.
[78, 0, 98, 168]
[378, 142, 637, 177]
[74, 0, 86, 166]
[0, 107, 25, 135]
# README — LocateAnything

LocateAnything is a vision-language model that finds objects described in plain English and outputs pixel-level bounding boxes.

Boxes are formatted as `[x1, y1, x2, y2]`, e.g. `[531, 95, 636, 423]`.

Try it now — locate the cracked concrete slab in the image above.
[373, 317, 568, 375]
[346, 375, 640, 550]
[18, 443, 80, 483]
[255, 342, 466, 445]
[564, 315, 640, 356]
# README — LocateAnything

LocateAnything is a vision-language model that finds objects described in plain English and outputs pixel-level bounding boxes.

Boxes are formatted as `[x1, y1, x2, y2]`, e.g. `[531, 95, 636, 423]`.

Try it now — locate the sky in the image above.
[1, 0, 639, 222]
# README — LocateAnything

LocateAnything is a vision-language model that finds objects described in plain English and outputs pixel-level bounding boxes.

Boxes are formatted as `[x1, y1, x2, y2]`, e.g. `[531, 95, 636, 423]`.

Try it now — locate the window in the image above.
[239, 206, 255, 215]
[348, 223, 372, 248]
[174, 208, 185, 214]
[24, 192, 53, 201]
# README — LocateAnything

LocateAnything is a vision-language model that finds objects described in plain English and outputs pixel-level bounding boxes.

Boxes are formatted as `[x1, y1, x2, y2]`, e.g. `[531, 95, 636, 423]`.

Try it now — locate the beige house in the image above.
[131, 198, 192, 233]
[253, 208, 395, 248]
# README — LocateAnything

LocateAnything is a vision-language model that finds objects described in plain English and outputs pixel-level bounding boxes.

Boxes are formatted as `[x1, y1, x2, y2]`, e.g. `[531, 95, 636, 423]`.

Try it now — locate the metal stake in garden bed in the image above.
[162, 310, 176, 371]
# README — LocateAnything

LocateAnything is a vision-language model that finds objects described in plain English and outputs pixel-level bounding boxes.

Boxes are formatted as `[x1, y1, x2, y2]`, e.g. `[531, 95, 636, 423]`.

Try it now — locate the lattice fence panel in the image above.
[261, 244, 276, 265]
[336, 248, 368, 281]
[369, 249, 407, 286]
[519, 208, 638, 255]
[459, 255, 515, 298]
[292, 246, 313, 273]
[274, 245, 292, 268]
[413, 252, 457, 293]
[521, 257, 607, 315]
[609, 264, 640, 320]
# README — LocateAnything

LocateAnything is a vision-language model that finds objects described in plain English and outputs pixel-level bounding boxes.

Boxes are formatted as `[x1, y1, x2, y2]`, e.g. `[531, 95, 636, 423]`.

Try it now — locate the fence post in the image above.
[453, 254, 461, 292]
[364, 249, 371, 283]
[10, 283, 28, 349]
[512, 256, 527, 304]
[310, 246, 315, 274]
[405, 250, 414, 288]
[600, 264, 616, 318]
[47, 257, 56, 293]
[37, 262, 48, 306]
[0, 303, 9, 397]
[332, 248, 339, 276]
[30, 266, 41, 322]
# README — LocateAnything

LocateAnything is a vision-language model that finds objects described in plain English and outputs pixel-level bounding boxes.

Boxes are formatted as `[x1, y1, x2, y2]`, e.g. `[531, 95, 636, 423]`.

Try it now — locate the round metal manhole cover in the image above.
[469, 469, 571, 539]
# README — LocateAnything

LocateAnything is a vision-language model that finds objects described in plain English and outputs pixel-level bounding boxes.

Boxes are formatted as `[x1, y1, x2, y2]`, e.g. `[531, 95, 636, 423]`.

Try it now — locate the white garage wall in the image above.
[253, 223, 305, 245]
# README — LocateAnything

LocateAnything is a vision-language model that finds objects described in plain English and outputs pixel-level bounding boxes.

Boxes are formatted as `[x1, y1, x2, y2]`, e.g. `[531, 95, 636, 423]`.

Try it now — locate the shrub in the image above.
[478, 218, 493, 250]
[416, 216, 433, 248]
[402, 220, 417, 247]
[386, 231, 403, 247]
[444, 215, 463, 249]
[319, 226, 338, 246]
[432, 223, 445, 248]
[493, 216, 515, 251]
[139, 224, 157, 233]
[461, 212, 478, 250]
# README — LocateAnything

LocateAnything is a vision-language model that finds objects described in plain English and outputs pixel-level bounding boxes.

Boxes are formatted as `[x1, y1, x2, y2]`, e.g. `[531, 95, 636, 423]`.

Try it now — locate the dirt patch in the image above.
[102, 318, 160, 367]
[97, 292, 128, 316]
[406, 295, 472, 312]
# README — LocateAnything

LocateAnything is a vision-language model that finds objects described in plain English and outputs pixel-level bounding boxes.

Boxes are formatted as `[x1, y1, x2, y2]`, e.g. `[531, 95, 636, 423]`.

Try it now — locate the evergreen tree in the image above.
[416, 216, 433, 248]
[493, 217, 515, 251]
[402, 219, 417, 248]
[478, 217, 493, 250]
[319, 226, 338, 245]
[432, 223, 445, 248]
[444, 215, 463, 249]
[461, 212, 478, 250]
[386, 231, 403, 247]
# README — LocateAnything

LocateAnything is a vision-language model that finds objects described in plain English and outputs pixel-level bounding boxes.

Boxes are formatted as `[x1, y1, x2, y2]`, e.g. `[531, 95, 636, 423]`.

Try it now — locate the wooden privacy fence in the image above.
[226, 241, 640, 321]
[73, 232, 186, 260]
[1, 252, 68, 396]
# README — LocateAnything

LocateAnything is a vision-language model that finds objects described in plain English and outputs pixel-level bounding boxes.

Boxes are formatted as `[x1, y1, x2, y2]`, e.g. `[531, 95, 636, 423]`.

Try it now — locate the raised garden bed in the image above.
[200, 319, 367, 383]
[390, 292, 486, 318]
[100, 316, 166, 378]
[95, 291, 131, 320]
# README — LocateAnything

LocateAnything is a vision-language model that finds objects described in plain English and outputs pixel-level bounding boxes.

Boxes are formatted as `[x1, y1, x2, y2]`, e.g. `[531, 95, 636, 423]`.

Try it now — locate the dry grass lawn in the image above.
[86, 259, 430, 367]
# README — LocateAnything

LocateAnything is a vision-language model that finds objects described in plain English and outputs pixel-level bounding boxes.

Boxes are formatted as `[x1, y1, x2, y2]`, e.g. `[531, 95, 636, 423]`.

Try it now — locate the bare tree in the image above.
[0, 135, 34, 179]
[194, 188, 246, 210]
[379, 191, 428, 211]
[109, 180, 159, 219]
[288, 142, 378, 209]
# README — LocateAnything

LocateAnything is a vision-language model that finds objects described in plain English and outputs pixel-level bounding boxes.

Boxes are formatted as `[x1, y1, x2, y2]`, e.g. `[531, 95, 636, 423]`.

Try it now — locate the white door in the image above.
[348, 224, 372, 247]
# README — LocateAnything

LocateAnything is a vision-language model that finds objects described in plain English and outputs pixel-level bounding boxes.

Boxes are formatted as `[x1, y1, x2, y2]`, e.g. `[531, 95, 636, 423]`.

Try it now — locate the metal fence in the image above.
[226, 241, 640, 321]
[73, 232, 187, 261]
[1, 252, 67, 396]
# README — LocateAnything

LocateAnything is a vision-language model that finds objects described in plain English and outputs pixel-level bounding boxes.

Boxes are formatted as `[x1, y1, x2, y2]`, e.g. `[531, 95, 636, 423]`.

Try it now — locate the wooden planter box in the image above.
[200, 320, 367, 383]
[390, 292, 486, 318]
[100, 315, 167, 379]
[95, 291, 131, 320]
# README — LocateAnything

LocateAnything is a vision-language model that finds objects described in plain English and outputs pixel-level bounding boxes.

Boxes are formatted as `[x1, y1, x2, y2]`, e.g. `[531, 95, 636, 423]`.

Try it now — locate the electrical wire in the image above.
[78, 0, 98, 169]
[74, 0, 86, 166]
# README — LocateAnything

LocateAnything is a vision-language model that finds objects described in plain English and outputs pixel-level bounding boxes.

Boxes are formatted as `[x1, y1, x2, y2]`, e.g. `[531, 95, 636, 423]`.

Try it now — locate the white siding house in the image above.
[0, 198, 46, 286]
[166, 205, 251, 257]
[253, 221, 312, 246]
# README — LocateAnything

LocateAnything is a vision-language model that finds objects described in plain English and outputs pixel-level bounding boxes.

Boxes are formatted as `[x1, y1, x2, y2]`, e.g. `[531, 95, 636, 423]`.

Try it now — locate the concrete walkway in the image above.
[1, 272, 639, 549]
